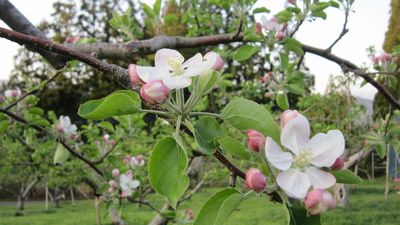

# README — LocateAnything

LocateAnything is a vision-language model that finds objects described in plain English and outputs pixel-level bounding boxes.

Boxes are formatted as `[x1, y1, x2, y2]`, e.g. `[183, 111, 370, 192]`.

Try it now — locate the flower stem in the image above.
[175, 115, 182, 136]
[140, 109, 170, 116]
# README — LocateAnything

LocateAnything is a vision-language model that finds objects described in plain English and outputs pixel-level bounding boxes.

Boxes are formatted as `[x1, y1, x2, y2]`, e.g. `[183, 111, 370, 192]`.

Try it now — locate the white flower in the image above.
[57, 116, 77, 137]
[265, 113, 345, 199]
[135, 49, 220, 90]
[261, 16, 284, 33]
[119, 171, 140, 196]
[130, 156, 145, 168]
[4, 88, 21, 98]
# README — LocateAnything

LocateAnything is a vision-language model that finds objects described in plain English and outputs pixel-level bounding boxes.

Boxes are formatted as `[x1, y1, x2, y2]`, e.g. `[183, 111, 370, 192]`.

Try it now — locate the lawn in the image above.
[0, 180, 399, 225]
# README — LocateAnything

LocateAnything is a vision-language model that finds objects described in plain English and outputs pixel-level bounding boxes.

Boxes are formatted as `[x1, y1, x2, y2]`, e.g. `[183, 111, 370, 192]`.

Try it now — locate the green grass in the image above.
[1, 180, 400, 225]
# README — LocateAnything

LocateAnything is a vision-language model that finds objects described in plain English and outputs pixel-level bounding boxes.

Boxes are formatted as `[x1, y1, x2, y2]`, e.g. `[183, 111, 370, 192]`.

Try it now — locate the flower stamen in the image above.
[293, 149, 313, 169]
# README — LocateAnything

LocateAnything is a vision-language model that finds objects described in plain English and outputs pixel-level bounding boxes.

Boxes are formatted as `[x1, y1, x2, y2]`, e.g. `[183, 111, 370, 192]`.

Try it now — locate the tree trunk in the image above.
[17, 195, 25, 211]
[70, 187, 75, 206]
[45, 184, 49, 210]
[109, 207, 128, 225]
[385, 143, 391, 200]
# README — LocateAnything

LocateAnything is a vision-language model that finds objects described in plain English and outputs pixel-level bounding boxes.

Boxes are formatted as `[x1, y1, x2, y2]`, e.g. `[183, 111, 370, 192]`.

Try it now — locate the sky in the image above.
[0, 0, 391, 100]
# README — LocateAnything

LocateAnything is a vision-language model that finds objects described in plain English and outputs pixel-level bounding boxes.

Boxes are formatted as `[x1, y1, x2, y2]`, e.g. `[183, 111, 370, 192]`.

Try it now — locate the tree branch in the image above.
[0, 27, 130, 88]
[92, 139, 121, 164]
[213, 149, 246, 180]
[0, 0, 66, 68]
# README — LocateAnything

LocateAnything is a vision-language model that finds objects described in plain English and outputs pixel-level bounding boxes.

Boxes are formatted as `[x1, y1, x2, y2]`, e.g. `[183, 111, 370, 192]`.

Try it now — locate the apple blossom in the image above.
[280, 110, 298, 128]
[128, 64, 145, 86]
[204, 51, 224, 70]
[140, 80, 170, 105]
[112, 168, 120, 178]
[56, 115, 77, 138]
[130, 155, 145, 168]
[245, 168, 267, 192]
[275, 31, 285, 41]
[255, 22, 262, 34]
[133, 48, 222, 90]
[119, 171, 140, 197]
[246, 129, 266, 152]
[330, 157, 345, 170]
[261, 72, 272, 83]
[288, 0, 296, 5]
[184, 208, 194, 220]
[265, 112, 345, 199]
[304, 189, 336, 215]
[261, 16, 285, 33]
[4, 88, 21, 98]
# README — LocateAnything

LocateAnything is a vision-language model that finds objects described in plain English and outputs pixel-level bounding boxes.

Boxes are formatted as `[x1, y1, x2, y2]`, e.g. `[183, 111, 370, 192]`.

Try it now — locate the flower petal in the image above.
[280, 113, 310, 155]
[308, 130, 345, 167]
[182, 53, 203, 69]
[129, 180, 140, 189]
[162, 76, 192, 90]
[136, 66, 168, 83]
[155, 49, 184, 69]
[305, 167, 336, 189]
[276, 168, 311, 199]
[265, 137, 293, 171]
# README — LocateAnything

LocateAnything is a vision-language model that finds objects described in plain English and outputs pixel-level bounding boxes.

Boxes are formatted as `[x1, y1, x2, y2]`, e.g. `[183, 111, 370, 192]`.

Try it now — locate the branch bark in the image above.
[0, 0, 66, 68]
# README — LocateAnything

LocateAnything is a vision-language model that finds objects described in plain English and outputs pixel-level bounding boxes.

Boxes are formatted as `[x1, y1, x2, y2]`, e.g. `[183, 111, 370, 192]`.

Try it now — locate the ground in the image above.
[0, 179, 399, 225]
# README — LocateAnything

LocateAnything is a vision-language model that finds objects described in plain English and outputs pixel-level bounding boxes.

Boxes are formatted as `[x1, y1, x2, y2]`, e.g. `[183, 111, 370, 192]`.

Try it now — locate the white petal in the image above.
[162, 76, 192, 90]
[276, 168, 311, 199]
[308, 130, 345, 167]
[305, 167, 336, 189]
[120, 182, 128, 191]
[155, 49, 184, 69]
[280, 113, 310, 155]
[136, 66, 168, 83]
[265, 137, 293, 171]
[182, 53, 202, 69]
[129, 180, 140, 189]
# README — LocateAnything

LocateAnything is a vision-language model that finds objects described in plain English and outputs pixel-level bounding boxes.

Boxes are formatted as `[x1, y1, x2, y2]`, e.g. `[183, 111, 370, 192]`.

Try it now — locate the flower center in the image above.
[293, 149, 313, 169]
[167, 57, 183, 76]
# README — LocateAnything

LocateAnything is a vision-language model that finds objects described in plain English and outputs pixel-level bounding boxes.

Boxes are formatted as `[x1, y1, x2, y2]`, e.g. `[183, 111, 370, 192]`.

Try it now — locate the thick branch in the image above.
[0, 0, 66, 68]
[0, 27, 130, 87]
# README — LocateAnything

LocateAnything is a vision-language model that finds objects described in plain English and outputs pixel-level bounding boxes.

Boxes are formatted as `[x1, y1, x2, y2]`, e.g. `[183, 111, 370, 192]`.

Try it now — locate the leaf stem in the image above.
[189, 111, 221, 118]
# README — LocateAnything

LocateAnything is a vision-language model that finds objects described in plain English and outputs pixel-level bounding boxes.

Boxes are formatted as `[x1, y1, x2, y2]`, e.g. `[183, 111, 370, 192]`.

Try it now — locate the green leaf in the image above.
[284, 38, 304, 55]
[376, 144, 387, 159]
[311, 11, 327, 19]
[276, 10, 293, 23]
[217, 136, 251, 160]
[153, 0, 162, 14]
[96, 183, 109, 195]
[193, 188, 243, 225]
[253, 7, 270, 14]
[276, 92, 290, 110]
[28, 107, 44, 116]
[78, 90, 141, 120]
[331, 169, 363, 184]
[141, 3, 156, 18]
[287, 203, 321, 225]
[280, 52, 289, 71]
[54, 142, 70, 165]
[0, 120, 9, 133]
[149, 137, 189, 208]
[97, 121, 115, 132]
[194, 70, 220, 97]
[30, 118, 50, 127]
[233, 45, 260, 62]
[194, 117, 224, 154]
[222, 99, 280, 143]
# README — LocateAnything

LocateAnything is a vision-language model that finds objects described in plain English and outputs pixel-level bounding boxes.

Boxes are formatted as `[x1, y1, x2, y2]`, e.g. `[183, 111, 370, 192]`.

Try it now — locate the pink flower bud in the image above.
[120, 191, 129, 198]
[288, 0, 296, 5]
[275, 31, 285, 41]
[103, 134, 110, 142]
[56, 124, 63, 132]
[372, 55, 380, 64]
[380, 53, 391, 62]
[305, 189, 336, 215]
[246, 129, 266, 152]
[73, 36, 80, 43]
[394, 178, 400, 183]
[330, 157, 344, 170]
[112, 169, 120, 178]
[205, 51, 224, 70]
[255, 22, 262, 34]
[245, 168, 266, 192]
[65, 36, 74, 43]
[128, 64, 145, 86]
[280, 110, 298, 128]
[140, 80, 170, 105]
[261, 72, 272, 83]
[108, 187, 114, 193]
[264, 92, 271, 98]
[108, 180, 117, 188]
[136, 154, 145, 166]
[123, 155, 131, 165]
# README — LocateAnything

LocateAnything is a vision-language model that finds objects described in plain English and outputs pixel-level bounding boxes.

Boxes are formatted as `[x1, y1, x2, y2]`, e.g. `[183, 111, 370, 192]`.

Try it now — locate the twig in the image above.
[178, 178, 205, 205]
[213, 149, 246, 179]
[326, 6, 350, 52]
[0, 108, 103, 176]
[0, 27, 130, 88]
[128, 199, 162, 215]
[92, 139, 121, 164]
[4, 70, 64, 111]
